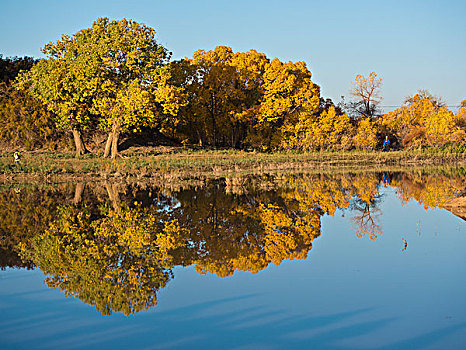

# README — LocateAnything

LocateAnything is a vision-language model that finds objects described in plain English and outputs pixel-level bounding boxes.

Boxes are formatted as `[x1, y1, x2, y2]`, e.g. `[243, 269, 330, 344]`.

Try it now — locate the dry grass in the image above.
[1, 147, 465, 183]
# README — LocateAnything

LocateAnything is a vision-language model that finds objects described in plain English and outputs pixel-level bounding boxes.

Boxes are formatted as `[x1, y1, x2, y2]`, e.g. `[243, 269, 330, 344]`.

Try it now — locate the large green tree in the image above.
[17, 17, 185, 158]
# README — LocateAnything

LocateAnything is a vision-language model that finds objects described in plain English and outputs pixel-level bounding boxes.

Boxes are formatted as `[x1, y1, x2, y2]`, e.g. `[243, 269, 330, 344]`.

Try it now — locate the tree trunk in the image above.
[111, 127, 120, 159]
[103, 124, 120, 159]
[72, 128, 87, 157]
[231, 122, 239, 148]
[210, 93, 217, 147]
[103, 132, 113, 158]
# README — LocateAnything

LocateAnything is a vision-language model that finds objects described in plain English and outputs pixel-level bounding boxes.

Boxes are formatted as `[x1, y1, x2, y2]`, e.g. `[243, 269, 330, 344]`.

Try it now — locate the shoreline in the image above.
[1, 148, 466, 184]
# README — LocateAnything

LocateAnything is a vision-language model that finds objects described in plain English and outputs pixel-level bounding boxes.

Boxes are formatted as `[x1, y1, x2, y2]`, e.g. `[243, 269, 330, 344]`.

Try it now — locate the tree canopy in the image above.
[0, 18, 464, 154]
[16, 17, 186, 157]
[172, 46, 321, 150]
[380, 91, 465, 148]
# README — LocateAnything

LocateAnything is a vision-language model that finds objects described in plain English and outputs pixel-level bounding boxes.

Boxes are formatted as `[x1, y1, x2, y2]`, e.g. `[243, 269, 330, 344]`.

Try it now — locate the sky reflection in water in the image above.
[0, 171, 465, 349]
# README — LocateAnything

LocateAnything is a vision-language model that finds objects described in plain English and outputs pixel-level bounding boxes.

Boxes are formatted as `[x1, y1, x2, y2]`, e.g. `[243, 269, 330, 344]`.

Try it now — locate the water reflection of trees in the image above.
[172, 180, 322, 276]
[20, 202, 185, 316]
[351, 198, 383, 241]
[390, 172, 465, 210]
[348, 174, 383, 241]
[0, 185, 71, 269]
[1, 169, 464, 315]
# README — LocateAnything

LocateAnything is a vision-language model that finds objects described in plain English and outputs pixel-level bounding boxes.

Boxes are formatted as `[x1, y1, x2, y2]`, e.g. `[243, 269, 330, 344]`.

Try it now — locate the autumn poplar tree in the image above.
[174, 47, 320, 150]
[16, 42, 98, 156]
[90, 18, 186, 158]
[379, 91, 465, 148]
[0, 55, 60, 150]
[456, 99, 466, 132]
[17, 17, 185, 158]
[181, 46, 242, 147]
[176, 47, 268, 147]
[258, 59, 321, 149]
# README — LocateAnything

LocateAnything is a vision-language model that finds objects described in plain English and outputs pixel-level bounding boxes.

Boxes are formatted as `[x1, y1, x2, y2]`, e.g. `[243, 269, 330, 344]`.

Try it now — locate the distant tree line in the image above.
[0, 18, 465, 157]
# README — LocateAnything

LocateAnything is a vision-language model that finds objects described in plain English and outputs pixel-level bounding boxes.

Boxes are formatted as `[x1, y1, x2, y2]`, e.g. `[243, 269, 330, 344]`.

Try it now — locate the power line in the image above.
[380, 105, 462, 108]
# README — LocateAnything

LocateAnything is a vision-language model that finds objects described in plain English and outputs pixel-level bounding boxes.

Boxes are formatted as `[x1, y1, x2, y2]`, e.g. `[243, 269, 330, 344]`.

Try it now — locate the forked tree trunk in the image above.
[103, 124, 120, 159]
[72, 128, 88, 157]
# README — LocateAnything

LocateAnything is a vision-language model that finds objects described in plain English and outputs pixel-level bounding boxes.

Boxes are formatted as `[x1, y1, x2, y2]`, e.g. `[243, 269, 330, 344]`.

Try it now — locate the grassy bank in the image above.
[1, 147, 466, 182]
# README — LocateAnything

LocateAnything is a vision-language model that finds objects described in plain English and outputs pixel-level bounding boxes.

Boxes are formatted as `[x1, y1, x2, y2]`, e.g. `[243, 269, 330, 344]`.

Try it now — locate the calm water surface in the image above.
[0, 171, 465, 349]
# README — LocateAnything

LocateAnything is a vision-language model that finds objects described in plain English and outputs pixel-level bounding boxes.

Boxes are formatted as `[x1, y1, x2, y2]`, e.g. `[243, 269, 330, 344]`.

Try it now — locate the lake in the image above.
[1, 169, 465, 349]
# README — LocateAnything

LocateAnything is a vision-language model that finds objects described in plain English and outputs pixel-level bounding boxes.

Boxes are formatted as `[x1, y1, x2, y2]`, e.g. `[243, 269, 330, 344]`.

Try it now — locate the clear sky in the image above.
[1, 0, 465, 111]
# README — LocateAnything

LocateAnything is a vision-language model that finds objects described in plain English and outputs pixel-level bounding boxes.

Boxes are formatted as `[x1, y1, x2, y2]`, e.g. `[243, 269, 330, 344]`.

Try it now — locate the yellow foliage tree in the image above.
[380, 91, 464, 148]
[454, 99, 466, 142]
[17, 17, 186, 158]
[258, 59, 320, 150]
[175, 47, 320, 150]
[353, 118, 377, 150]
[425, 108, 460, 146]
[179, 46, 267, 147]
[0, 82, 61, 150]
[282, 105, 353, 150]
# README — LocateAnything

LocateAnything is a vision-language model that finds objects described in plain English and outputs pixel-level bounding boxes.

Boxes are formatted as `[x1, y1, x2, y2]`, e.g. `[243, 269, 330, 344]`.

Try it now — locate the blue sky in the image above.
[1, 0, 465, 110]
